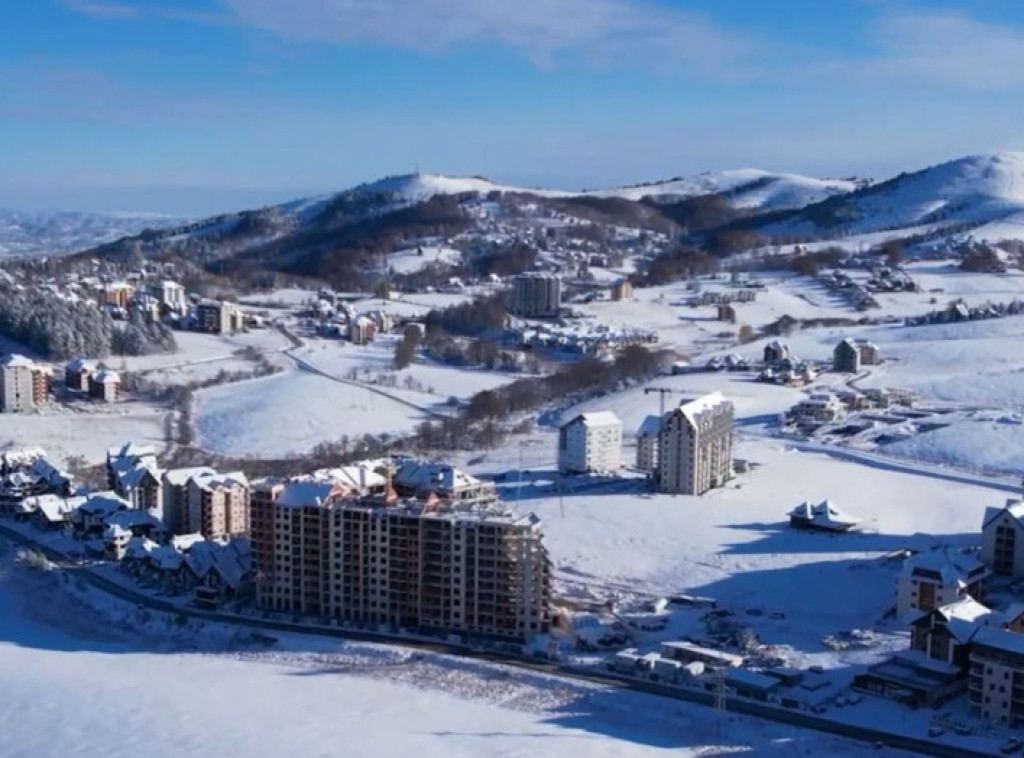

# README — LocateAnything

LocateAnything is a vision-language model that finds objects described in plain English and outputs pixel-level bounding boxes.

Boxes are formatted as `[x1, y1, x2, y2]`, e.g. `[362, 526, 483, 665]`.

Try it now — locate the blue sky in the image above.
[2, 0, 1024, 215]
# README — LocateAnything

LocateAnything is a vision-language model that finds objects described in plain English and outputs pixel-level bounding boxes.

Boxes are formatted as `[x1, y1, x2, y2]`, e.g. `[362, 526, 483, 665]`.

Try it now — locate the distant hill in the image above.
[15, 155, 1024, 285]
[755, 153, 1024, 241]
[0, 208, 186, 258]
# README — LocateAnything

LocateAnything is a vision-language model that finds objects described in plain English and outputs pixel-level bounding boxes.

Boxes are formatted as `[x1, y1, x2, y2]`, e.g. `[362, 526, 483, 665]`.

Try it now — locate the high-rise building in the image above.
[657, 393, 734, 495]
[1, 354, 46, 413]
[250, 475, 551, 642]
[558, 411, 622, 475]
[511, 273, 561, 318]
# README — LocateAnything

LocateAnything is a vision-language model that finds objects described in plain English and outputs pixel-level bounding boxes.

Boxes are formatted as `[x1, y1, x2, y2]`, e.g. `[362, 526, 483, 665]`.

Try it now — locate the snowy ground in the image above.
[195, 370, 430, 458]
[0, 543, 901, 758]
[0, 404, 167, 466]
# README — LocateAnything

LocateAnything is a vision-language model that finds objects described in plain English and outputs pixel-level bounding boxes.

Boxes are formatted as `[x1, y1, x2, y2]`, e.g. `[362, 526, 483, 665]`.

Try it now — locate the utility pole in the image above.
[644, 387, 679, 418]
[714, 667, 728, 740]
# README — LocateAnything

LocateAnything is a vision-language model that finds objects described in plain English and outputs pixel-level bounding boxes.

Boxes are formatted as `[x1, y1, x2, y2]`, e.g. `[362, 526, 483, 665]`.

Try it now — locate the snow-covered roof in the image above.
[65, 357, 97, 372]
[310, 464, 386, 493]
[171, 533, 206, 551]
[0, 447, 47, 469]
[983, 499, 1024, 530]
[120, 464, 162, 489]
[92, 369, 120, 384]
[899, 547, 987, 585]
[972, 626, 1024, 657]
[394, 462, 485, 495]
[124, 536, 160, 560]
[1, 353, 35, 369]
[78, 491, 130, 516]
[566, 410, 621, 429]
[789, 500, 860, 529]
[106, 442, 157, 461]
[25, 494, 82, 523]
[637, 414, 662, 437]
[675, 392, 732, 427]
[277, 481, 342, 508]
[163, 467, 216, 487]
[192, 471, 248, 491]
[106, 509, 161, 531]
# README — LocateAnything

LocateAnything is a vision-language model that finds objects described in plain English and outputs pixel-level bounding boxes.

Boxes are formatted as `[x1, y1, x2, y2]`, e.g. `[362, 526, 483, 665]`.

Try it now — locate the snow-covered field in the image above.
[0, 406, 167, 466]
[195, 370, 430, 458]
[0, 546, 899, 758]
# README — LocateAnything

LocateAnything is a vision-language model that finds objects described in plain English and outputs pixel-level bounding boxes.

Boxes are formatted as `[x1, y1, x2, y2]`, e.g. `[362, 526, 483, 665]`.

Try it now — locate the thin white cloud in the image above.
[60, 0, 765, 79]
[870, 9, 1024, 90]
[221, 0, 764, 77]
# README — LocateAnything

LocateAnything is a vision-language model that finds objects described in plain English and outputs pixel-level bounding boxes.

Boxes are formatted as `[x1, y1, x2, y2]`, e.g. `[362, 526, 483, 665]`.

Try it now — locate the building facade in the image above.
[89, 370, 120, 402]
[186, 472, 250, 540]
[65, 358, 97, 391]
[250, 479, 551, 642]
[896, 548, 988, 620]
[511, 273, 561, 318]
[969, 627, 1024, 726]
[557, 411, 622, 475]
[196, 300, 241, 334]
[657, 393, 734, 495]
[833, 339, 861, 373]
[1, 354, 40, 413]
[635, 415, 661, 473]
[161, 467, 216, 534]
[982, 501, 1024, 578]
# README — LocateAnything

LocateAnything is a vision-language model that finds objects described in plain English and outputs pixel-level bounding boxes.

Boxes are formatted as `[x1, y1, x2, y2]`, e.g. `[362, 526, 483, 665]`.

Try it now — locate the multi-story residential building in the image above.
[896, 547, 988, 620]
[968, 627, 1024, 726]
[349, 316, 377, 345]
[982, 500, 1024, 577]
[117, 463, 164, 517]
[908, 596, 999, 667]
[557, 411, 622, 475]
[636, 415, 661, 473]
[153, 280, 186, 311]
[88, 369, 121, 402]
[1, 354, 41, 413]
[763, 341, 790, 365]
[161, 466, 216, 534]
[186, 471, 250, 539]
[510, 273, 561, 318]
[196, 300, 242, 334]
[855, 339, 881, 366]
[657, 393, 734, 495]
[833, 339, 861, 373]
[65, 357, 97, 391]
[106, 442, 158, 490]
[250, 477, 550, 642]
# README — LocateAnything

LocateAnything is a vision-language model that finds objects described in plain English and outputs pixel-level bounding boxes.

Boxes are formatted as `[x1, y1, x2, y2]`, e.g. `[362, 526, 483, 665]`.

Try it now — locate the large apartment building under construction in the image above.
[250, 465, 551, 643]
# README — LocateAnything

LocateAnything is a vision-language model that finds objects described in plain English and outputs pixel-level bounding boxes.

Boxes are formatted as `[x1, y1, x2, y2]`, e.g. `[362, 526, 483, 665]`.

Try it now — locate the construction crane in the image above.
[644, 387, 682, 418]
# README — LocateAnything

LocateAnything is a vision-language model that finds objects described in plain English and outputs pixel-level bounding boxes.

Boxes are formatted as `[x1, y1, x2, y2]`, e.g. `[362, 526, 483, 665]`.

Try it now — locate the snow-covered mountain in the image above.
[0, 208, 186, 258]
[589, 169, 864, 211]
[760, 153, 1024, 241]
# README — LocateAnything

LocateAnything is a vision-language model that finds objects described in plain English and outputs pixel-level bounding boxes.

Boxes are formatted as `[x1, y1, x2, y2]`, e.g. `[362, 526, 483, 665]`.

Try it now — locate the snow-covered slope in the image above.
[762, 153, 1024, 240]
[352, 173, 571, 201]
[590, 169, 861, 211]
[0, 207, 186, 258]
